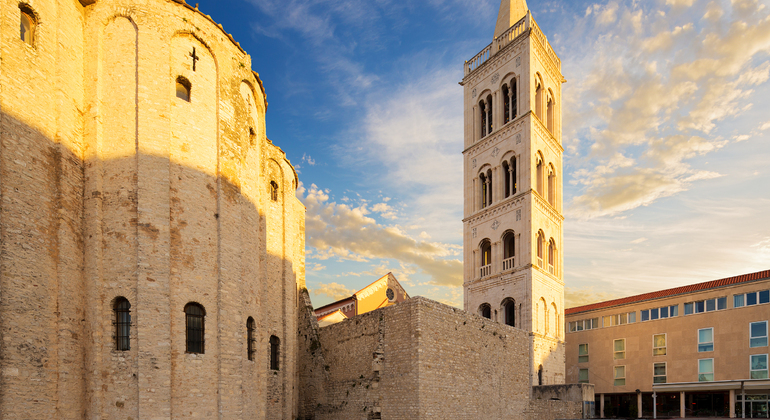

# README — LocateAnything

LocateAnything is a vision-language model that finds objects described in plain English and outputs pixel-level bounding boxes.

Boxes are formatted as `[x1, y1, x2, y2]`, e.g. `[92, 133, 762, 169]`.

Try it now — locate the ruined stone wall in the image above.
[0, 0, 305, 418]
[302, 297, 581, 419]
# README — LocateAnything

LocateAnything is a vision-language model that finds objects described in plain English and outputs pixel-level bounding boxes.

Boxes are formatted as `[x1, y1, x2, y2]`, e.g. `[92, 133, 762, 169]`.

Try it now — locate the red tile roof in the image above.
[565, 269, 770, 315]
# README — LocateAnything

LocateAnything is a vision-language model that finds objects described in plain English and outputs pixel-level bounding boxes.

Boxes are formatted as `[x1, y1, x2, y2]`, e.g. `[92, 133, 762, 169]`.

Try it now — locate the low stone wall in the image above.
[298, 296, 588, 419]
[532, 384, 596, 419]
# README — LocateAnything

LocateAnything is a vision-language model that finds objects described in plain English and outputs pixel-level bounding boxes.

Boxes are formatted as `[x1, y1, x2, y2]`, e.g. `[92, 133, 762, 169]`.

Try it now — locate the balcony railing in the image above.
[464, 12, 560, 76]
[480, 264, 491, 278]
[502, 257, 515, 271]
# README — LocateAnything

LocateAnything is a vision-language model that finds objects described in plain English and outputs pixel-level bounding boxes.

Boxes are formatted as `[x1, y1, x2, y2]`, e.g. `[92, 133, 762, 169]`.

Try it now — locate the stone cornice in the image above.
[532, 189, 564, 223]
[531, 113, 564, 154]
[463, 192, 527, 224]
[464, 113, 528, 156]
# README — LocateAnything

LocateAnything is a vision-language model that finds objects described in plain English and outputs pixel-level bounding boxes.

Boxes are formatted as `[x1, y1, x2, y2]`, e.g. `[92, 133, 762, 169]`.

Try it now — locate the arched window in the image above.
[503, 84, 511, 125]
[270, 335, 280, 370]
[479, 172, 487, 209]
[485, 94, 493, 135]
[480, 239, 491, 278]
[504, 299, 515, 327]
[479, 100, 487, 138]
[535, 74, 544, 120]
[536, 153, 544, 197]
[485, 169, 492, 206]
[510, 157, 517, 196]
[503, 231, 515, 270]
[114, 297, 131, 351]
[511, 79, 518, 120]
[270, 181, 279, 201]
[548, 239, 556, 275]
[479, 169, 492, 209]
[548, 165, 556, 206]
[20, 6, 35, 46]
[480, 303, 492, 319]
[247, 317, 256, 361]
[547, 90, 555, 133]
[185, 303, 205, 354]
[176, 76, 191, 102]
[537, 230, 545, 268]
[538, 365, 544, 386]
[502, 161, 511, 198]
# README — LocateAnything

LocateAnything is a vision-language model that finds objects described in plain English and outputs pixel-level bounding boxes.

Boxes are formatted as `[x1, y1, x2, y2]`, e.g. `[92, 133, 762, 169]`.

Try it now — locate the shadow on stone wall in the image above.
[0, 112, 301, 419]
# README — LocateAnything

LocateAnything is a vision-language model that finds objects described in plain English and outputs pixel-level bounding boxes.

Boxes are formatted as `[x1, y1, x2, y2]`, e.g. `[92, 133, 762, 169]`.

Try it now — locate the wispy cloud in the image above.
[313, 282, 355, 300]
[300, 183, 463, 286]
[563, 0, 770, 218]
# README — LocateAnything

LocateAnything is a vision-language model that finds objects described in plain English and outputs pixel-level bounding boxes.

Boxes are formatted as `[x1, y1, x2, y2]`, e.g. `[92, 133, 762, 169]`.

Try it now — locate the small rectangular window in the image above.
[603, 316, 612, 327]
[614, 339, 626, 360]
[698, 328, 714, 352]
[653, 362, 666, 384]
[579, 368, 589, 384]
[695, 301, 705, 313]
[653, 333, 667, 356]
[717, 297, 727, 310]
[591, 318, 599, 329]
[569, 321, 576, 333]
[706, 299, 716, 312]
[651, 308, 659, 320]
[750, 321, 768, 348]
[747, 292, 758, 306]
[760, 290, 770, 304]
[699, 358, 714, 382]
[614, 365, 626, 386]
[628, 312, 636, 323]
[660, 306, 669, 318]
[578, 343, 589, 363]
[670, 305, 678, 317]
[576, 320, 584, 331]
[685, 302, 694, 315]
[750, 354, 769, 380]
[735, 294, 745, 308]
[641, 310, 649, 322]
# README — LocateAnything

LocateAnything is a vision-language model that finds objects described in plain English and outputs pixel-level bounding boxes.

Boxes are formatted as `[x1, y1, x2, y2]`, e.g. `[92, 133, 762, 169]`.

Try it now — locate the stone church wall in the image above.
[300, 297, 585, 419]
[0, 0, 304, 418]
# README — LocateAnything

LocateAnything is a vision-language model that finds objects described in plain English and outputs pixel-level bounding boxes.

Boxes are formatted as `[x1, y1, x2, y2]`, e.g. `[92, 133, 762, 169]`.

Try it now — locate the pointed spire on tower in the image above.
[494, 0, 529, 39]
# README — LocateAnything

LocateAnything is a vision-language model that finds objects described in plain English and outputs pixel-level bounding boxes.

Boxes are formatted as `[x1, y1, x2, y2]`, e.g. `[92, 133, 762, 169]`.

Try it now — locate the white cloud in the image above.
[313, 282, 355, 301]
[300, 183, 463, 286]
[563, 0, 770, 218]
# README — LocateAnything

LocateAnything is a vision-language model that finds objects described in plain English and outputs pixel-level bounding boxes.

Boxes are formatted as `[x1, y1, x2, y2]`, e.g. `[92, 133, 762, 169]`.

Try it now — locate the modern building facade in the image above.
[461, 0, 567, 385]
[565, 270, 770, 419]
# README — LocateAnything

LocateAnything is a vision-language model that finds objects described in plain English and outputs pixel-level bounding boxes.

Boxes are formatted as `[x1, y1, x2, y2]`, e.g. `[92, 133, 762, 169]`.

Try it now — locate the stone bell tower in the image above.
[460, 0, 566, 386]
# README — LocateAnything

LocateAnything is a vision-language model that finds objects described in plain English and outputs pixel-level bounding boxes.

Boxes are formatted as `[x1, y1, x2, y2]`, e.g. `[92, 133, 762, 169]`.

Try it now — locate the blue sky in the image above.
[195, 0, 770, 308]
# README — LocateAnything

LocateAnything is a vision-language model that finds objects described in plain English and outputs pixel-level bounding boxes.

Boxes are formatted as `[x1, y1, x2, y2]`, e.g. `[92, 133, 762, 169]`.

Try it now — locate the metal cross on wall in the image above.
[190, 47, 200, 71]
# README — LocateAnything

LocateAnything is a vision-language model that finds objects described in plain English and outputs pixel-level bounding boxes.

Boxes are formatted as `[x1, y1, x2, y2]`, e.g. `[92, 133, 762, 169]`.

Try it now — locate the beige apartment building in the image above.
[565, 270, 770, 419]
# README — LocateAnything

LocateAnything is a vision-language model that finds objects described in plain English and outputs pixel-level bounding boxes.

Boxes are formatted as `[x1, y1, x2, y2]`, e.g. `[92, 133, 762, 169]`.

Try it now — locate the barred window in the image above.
[185, 303, 205, 354]
[270, 335, 280, 370]
[114, 297, 131, 351]
[247, 317, 256, 361]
